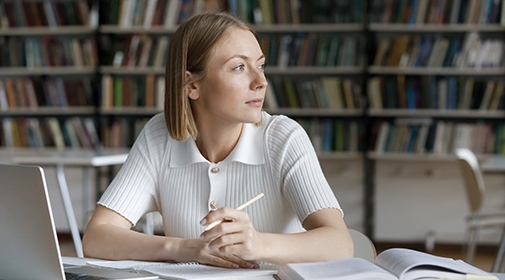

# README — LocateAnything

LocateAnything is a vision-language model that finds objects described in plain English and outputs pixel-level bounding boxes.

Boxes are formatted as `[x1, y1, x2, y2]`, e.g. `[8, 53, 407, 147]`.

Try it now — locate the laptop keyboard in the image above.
[65, 272, 108, 280]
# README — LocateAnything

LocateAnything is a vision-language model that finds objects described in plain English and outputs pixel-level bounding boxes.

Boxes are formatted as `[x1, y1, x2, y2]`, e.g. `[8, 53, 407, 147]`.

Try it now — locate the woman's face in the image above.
[188, 27, 267, 126]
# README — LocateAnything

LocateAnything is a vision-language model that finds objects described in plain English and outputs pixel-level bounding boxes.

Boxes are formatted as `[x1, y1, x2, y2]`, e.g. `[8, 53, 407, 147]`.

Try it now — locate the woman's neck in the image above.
[195, 123, 243, 163]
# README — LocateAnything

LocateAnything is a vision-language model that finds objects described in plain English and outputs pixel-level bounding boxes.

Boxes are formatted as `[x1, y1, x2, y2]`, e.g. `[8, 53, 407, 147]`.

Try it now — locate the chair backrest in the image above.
[455, 148, 485, 212]
[349, 229, 376, 262]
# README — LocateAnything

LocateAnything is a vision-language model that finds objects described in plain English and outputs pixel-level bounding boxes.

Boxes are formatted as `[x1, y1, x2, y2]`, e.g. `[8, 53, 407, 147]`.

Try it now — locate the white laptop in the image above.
[0, 164, 158, 280]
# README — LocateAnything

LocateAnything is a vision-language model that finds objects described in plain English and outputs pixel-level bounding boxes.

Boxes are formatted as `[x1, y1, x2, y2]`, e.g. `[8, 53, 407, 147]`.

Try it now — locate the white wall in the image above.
[374, 160, 505, 244]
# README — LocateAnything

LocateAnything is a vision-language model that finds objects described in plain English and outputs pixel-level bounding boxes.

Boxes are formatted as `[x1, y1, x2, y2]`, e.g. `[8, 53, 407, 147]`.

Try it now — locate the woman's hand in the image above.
[177, 237, 259, 269]
[199, 208, 263, 266]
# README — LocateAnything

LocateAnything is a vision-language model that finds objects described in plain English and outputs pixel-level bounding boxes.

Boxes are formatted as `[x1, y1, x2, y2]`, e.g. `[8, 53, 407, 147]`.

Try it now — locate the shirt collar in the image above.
[169, 121, 265, 167]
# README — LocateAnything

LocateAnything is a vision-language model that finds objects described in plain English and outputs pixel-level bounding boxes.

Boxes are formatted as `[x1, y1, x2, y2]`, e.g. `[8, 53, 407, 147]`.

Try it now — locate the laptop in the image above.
[0, 164, 158, 280]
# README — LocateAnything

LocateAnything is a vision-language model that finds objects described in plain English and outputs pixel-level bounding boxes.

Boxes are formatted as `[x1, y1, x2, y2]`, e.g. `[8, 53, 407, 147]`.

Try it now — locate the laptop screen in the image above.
[0, 164, 66, 280]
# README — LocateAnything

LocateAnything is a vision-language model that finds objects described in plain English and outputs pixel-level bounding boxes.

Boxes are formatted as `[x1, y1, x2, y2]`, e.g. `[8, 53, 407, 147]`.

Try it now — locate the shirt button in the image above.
[210, 201, 218, 210]
[211, 167, 220, 173]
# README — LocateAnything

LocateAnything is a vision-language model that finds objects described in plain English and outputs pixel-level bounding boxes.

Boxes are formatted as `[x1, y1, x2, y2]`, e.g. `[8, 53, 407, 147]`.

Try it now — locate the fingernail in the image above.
[199, 233, 204, 240]
[246, 262, 255, 269]
[200, 218, 206, 225]
[232, 264, 239, 269]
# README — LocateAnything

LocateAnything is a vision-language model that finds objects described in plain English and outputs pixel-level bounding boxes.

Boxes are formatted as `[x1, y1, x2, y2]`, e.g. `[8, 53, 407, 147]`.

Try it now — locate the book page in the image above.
[374, 248, 496, 280]
[276, 258, 398, 280]
[88, 260, 277, 280]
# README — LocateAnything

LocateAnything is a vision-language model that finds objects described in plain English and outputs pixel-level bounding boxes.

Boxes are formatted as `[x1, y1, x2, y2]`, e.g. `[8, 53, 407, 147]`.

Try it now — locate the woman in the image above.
[83, 12, 353, 269]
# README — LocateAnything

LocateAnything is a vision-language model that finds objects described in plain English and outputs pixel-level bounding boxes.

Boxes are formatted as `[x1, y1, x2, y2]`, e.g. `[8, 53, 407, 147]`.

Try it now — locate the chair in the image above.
[349, 229, 376, 262]
[455, 148, 505, 266]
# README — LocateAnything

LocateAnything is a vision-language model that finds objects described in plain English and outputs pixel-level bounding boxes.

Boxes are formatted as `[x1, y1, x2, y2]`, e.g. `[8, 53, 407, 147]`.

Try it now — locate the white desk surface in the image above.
[62, 257, 505, 279]
[9, 149, 129, 166]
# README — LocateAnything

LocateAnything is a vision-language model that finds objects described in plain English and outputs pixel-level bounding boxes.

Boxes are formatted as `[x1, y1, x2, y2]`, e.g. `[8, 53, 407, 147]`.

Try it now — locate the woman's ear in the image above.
[185, 71, 199, 100]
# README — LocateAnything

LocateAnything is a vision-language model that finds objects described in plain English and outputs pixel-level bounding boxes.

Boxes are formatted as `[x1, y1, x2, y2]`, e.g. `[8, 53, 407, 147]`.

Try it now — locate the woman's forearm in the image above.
[82, 223, 181, 262]
[258, 226, 353, 265]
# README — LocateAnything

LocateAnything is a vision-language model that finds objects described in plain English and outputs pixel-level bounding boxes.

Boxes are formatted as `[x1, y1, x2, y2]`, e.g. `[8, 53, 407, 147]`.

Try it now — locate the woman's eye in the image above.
[234, 65, 245, 71]
[258, 63, 266, 70]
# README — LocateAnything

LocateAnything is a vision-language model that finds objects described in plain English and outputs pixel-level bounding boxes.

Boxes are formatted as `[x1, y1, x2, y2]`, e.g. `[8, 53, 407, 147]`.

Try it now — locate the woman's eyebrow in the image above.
[224, 54, 265, 63]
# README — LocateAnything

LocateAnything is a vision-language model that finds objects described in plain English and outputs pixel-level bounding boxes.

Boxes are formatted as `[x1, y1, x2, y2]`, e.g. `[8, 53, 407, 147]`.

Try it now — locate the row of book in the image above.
[373, 33, 504, 69]
[0, 37, 98, 68]
[100, 0, 199, 28]
[101, 75, 164, 109]
[105, 35, 170, 68]
[368, 76, 505, 110]
[0, 78, 93, 109]
[265, 77, 363, 110]
[241, 0, 364, 24]
[0, 117, 99, 149]
[259, 34, 365, 68]
[370, 0, 505, 24]
[0, 1, 93, 28]
[101, 117, 149, 148]
[99, 0, 364, 27]
[297, 118, 363, 153]
[99, 116, 364, 151]
[370, 119, 505, 155]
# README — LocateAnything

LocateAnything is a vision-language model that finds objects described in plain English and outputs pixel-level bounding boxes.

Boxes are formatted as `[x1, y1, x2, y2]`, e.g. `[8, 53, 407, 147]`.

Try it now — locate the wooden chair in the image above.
[455, 148, 505, 265]
[349, 229, 376, 262]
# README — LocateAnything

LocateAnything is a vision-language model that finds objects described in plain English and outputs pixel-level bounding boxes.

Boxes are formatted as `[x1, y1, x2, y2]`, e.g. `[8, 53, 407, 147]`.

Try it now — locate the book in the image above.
[87, 260, 277, 280]
[276, 248, 497, 280]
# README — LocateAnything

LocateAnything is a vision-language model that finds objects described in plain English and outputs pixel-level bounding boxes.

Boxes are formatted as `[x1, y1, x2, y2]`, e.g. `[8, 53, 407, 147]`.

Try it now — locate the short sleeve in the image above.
[98, 114, 166, 225]
[266, 116, 343, 223]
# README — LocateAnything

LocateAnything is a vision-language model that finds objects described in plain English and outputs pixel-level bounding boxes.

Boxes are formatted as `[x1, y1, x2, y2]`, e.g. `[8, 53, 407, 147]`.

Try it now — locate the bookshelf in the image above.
[0, 0, 99, 150]
[367, 0, 505, 159]
[2, 0, 505, 241]
[96, 0, 368, 160]
[366, 0, 505, 241]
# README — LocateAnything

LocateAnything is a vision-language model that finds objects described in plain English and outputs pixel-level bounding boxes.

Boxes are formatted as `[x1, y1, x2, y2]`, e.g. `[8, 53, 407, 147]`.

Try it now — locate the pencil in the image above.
[204, 193, 264, 231]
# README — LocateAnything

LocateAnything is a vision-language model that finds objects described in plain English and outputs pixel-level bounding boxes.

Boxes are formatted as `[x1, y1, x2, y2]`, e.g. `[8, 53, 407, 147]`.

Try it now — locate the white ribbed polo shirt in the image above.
[98, 111, 342, 239]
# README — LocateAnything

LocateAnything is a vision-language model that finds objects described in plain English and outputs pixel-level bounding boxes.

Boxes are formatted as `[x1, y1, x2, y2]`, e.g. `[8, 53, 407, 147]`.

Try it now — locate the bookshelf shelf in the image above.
[368, 66, 505, 76]
[318, 151, 363, 160]
[98, 25, 176, 34]
[99, 66, 366, 76]
[0, 67, 96, 77]
[99, 66, 164, 75]
[266, 108, 363, 117]
[367, 152, 456, 161]
[254, 24, 364, 33]
[368, 109, 505, 119]
[98, 24, 365, 34]
[369, 23, 505, 33]
[266, 66, 365, 75]
[99, 107, 162, 116]
[0, 26, 96, 36]
[0, 107, 95, 116]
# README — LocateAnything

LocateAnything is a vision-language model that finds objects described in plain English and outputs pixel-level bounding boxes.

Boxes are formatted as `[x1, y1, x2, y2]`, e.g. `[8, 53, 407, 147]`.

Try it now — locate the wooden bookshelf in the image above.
[0, 0, 99, 150]
[97, 0, 367, 155]
[1, 0, 504, 239]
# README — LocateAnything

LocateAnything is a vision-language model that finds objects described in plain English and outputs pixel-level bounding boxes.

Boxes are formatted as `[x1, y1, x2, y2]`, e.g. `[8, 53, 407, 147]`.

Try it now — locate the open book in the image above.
[276, 248, 498, 280]
[87, 259, 277, 280]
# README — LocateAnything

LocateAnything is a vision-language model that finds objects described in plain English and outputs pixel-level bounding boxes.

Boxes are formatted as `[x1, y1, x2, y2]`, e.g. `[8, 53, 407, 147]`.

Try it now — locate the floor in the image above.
[59, 233, 503, 272]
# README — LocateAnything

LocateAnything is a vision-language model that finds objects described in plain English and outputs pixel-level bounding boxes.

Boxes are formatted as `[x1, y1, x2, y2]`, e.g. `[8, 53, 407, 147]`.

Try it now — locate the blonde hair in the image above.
[164, 13, 254, 141]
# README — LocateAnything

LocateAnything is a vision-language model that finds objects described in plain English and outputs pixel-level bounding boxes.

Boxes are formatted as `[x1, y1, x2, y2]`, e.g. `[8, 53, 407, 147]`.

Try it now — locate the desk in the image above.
[11, 150, 129, 258]
[61, 257, 505, 280]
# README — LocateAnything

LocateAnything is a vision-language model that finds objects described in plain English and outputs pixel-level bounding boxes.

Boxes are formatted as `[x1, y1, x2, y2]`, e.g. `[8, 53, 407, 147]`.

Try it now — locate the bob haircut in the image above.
[164, 12, 255, 141]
